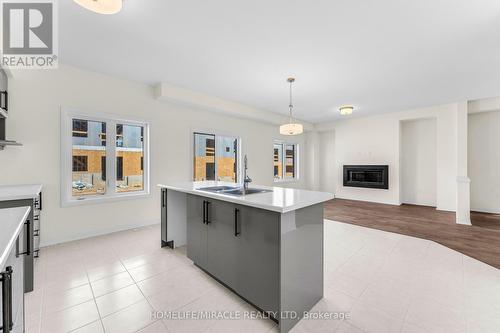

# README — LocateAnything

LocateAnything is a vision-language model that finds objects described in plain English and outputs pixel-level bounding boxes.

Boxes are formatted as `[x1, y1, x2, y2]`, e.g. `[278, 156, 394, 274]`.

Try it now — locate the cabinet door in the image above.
[0, 230, 25, 333]
[236, 205, 280, 313]
[186, 194, 207, 268]
[206, 199, 239, 287]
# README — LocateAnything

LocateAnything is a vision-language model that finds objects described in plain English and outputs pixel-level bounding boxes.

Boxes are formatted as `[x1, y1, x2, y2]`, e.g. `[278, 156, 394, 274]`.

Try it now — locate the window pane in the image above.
[285, 144, 295, 178]
[194, 133, 216, 181]
[274, 143, 283, 179]
[216, 136, 238, 182]
[72, 119, 88, 138]
[72, 119, 106, 196]
[116, 124, 144, 193]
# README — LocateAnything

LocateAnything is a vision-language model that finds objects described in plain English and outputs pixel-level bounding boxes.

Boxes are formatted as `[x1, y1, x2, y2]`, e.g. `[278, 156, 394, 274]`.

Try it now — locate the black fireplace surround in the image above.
[343, 165, 389, 189]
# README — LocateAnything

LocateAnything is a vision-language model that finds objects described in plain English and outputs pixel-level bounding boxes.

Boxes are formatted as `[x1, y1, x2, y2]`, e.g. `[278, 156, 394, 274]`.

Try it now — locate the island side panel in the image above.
[279, 203, 324, 333]
[161, 189, 187, 248]
[0, 198, 35, 293]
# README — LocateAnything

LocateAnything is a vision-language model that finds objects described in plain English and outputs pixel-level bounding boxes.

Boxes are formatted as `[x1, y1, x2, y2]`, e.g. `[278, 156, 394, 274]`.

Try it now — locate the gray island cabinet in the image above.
[0, 184, 43, 293]
[1, 207, 31, 333]
[158, 182, 334, 333]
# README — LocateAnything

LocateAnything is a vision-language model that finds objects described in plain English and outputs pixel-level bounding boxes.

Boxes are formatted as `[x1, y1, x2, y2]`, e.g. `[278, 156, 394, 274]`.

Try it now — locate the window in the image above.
[116, 124, 144, 192]
[72, 156, 88, 172]
[285, 144, 296, 178]
[193, 132, 239, 182]
[116, 156, 124, 181]
[100, 123, 106, 146]
[101, 156, 106, 181]
[72, 119, 88, 138]
[273, 141, 298, 181]
[273, 144, 283, 179]
[61, 110, 150, 206]
[71, 119, 106, 196]
[116, 124, 123, 147]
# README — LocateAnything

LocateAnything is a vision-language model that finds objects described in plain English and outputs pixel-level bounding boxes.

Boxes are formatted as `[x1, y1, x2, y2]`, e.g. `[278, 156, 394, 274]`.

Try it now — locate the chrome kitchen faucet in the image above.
[243, 155, 252, 191]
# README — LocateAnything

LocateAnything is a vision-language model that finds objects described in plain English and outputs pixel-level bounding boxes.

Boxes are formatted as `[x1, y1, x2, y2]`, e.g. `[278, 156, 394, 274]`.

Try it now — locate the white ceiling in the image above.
[60, 0, 500, 123]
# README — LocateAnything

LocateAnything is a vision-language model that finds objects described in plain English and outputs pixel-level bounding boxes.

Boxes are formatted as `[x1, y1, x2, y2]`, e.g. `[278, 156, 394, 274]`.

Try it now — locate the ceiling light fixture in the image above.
[279, 77, 304, 136]
[339, 105, 354, 116]
[73, 0, 123, 15]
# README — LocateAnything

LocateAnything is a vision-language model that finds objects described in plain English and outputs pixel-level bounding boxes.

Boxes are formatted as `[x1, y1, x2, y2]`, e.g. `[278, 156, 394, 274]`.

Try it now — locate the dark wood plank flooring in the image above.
[470, 211, 500, 231]
[324, 199, 500, 269]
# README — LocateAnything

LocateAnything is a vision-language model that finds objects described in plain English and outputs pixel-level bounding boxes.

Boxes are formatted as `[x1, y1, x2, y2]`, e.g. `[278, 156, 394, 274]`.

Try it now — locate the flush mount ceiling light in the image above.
[279, 77, 304, 136]
[73, 0, 123, 14]
[339, 105, 354, 116]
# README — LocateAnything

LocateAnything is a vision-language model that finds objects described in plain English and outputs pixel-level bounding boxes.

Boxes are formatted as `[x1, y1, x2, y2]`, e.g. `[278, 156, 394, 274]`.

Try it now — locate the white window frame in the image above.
[190, 129, 242, 184]
[60, 108, 150, 207]
[273, 140, 299, 182]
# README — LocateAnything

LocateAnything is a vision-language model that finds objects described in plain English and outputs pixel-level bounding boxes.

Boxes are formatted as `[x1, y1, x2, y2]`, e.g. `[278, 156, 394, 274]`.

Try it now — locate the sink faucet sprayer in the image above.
[243, 155, 252, 190]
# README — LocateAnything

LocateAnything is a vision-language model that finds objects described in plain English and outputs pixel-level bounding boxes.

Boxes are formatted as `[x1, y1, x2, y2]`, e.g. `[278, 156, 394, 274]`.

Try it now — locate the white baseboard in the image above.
[334, 195, 400, 206]
[470, 208, 500, 215]
[40, 219, 160, 248]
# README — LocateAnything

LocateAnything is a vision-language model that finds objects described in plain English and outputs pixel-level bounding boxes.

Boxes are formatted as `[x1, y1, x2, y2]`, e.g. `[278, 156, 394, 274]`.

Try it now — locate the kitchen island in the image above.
[158, 181, 334, 333]
[0, 184, 43, 292]
[0, 206, 31, 333]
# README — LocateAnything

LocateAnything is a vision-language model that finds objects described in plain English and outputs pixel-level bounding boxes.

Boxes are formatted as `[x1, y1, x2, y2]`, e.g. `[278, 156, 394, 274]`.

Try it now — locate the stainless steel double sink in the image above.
[197, 185, 272, 196]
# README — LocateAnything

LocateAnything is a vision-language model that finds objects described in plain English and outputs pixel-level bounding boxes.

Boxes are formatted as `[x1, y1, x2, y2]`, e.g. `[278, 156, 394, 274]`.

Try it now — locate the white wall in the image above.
[316, 103, 460, 210]
[0, 65, 308, 246]
[400, 118, 437, 206]
[318, 130, 335, 193]
[305, 131, 320, 191]
[468, 110, 500, 213]
[329, 116, 400, 205]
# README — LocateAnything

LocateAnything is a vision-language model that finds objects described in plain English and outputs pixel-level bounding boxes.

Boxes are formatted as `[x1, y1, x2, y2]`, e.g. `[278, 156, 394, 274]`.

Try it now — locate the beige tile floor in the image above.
[26, 220, 500, 333]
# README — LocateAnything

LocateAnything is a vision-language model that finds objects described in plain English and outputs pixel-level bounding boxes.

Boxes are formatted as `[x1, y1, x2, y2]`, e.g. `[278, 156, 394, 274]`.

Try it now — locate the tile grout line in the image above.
[93, 247, 155, 329]
[118, 248, 160, 333]
[86, 261, 107, 333]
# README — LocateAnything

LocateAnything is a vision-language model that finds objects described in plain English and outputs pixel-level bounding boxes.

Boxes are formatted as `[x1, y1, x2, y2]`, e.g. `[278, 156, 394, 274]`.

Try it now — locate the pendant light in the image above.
[74, 0, 123, 15]
[279, 77, 304, 136]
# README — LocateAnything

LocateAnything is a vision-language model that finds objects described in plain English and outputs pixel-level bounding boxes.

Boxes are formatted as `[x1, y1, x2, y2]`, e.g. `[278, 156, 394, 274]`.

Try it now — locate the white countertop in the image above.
[0, 184, 43, 201]
[0, 207, 31, 269]
[158, 181, 334, 213]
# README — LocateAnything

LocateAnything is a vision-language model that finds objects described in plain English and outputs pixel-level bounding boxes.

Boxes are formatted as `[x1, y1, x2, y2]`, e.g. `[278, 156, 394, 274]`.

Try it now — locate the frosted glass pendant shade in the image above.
[280, 123, 304, 136]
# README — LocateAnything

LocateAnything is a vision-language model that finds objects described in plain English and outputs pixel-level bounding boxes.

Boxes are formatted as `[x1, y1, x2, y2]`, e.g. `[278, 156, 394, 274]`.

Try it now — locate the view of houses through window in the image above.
[72, 119, 107, 196]
[193, 132, 238, 182]
[116, 124, 144, 192]
[274, 141, 297, 180]
[71, 118, 145, 197]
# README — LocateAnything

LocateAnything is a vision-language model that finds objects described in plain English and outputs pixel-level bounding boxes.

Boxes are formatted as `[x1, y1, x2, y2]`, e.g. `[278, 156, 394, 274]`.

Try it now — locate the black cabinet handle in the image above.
[205, 201, 211, 224]
[161, 190, 167, 207]
[234, 208, 240, 237]
[18, 219, 31, 256]
[1, 266, 13, 333]
[202, 201, 206, 224]
[0, 90, 7, 112]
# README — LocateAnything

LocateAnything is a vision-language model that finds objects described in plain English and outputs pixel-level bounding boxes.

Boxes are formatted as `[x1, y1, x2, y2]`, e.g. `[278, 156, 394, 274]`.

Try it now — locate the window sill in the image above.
[61, 191, 151, 207]
[273, 178, 299, 184]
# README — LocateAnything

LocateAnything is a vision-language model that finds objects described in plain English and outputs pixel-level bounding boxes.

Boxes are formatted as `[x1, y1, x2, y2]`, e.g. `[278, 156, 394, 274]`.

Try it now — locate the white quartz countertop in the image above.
[157, 181, 334, 213]
[0, 207, 31, 269]
[0, 184, 43, 201]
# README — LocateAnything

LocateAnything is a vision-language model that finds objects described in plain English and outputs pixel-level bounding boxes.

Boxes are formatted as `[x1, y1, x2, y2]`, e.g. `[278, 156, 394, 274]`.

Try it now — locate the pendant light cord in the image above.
[289, 78, 294, 123]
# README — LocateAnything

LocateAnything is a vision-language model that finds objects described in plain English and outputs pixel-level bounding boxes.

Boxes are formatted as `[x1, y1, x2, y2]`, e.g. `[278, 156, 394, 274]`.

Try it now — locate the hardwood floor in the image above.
[324, 199, 500, 269]
[471, 211, 500, 231]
